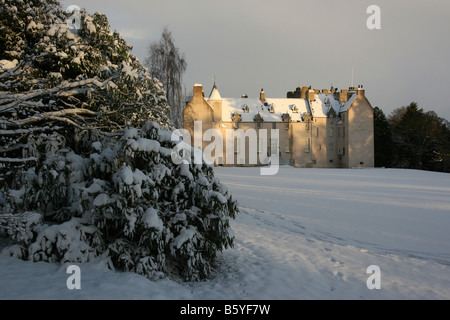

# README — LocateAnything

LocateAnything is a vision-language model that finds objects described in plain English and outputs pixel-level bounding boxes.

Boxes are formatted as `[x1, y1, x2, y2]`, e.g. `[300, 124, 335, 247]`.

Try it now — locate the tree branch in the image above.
[0, 75, 118, 113]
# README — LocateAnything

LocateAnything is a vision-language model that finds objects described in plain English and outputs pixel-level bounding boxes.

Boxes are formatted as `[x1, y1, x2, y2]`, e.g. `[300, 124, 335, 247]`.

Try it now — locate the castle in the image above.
[183, 83, 374, 168]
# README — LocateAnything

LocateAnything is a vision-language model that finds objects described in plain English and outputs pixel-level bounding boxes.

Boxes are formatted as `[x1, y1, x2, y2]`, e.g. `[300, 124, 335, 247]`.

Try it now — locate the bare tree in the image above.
[145, 27, 187, 128]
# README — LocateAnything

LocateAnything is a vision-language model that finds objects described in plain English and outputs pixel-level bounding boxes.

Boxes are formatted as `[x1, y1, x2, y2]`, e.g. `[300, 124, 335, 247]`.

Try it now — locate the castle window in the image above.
[285, 138, 291, 153]
[258, 136, 264, 153]
[316, 127, 319, 137]
[328, 127, 334, 137]
[282, 113, 291, 130]
[243, 104, 249, 113]
[329, 143, 334, 151]
[270, 140, 278, 156]
[304, 138, 311, 153]
[328, 109, 335, 124]
[272, 123, 276, 129]
[303, 114, 312, 129]
[234, 136, 240, 154]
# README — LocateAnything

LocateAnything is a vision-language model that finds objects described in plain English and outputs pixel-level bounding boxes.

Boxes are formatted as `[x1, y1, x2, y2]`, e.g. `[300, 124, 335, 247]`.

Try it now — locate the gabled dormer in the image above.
[232, 112, 242, 128]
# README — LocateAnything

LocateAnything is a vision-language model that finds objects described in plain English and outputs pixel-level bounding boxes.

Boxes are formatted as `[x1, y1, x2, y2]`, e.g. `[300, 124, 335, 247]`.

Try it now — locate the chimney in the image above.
[357, 84, 365, 97]
[347, 87, 357, 100]
[300, 86, 308, 99]
[260, 88, 265, 103]
[340, 89, 348, 104]
[308, 89, 315, 101]
[193, 84, 203, 97]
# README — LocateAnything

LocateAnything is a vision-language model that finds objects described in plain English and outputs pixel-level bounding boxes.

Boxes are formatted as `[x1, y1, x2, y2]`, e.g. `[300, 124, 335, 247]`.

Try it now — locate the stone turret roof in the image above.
[208, 83, 222, 100]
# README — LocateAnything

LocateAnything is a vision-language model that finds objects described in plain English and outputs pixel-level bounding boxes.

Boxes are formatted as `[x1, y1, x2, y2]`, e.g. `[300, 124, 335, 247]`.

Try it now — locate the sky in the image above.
[59, 0, 450, 120]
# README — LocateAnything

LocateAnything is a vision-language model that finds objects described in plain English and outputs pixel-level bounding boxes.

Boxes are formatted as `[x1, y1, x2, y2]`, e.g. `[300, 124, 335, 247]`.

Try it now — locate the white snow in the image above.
[221, 97, 308, 122]
[116, 165, 134, 185]
[173, 227, 197, 249]
[309, 93, 344, 117]
[93, 193, 112, 207]
[127, 137, 160, 153]
[1, 167, 449, 299]
[121, 61, 138, 80]
[0, 59, 18, 70]
[208, 86, 222, 100]
[142, 207, 163, 232]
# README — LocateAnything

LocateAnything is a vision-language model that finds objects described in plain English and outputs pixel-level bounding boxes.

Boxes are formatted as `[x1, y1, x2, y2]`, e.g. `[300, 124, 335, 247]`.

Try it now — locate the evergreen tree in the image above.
[373, 106, 394, 167]
[388, 102, 450, 172]
[1, 0, 171, 177]
[0, 0, 239, 281]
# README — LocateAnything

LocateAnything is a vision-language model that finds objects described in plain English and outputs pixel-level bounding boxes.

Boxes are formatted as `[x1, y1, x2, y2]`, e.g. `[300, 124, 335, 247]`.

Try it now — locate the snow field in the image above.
[1, 166, 449, 299]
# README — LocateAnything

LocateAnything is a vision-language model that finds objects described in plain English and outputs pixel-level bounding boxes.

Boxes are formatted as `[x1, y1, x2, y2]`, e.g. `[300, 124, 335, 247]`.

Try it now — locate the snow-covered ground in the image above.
[1, 166, 449, 300]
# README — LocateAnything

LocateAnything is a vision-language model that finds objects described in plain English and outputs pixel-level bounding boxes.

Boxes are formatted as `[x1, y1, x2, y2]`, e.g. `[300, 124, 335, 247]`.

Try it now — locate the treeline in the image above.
[374, 103, 450, 173]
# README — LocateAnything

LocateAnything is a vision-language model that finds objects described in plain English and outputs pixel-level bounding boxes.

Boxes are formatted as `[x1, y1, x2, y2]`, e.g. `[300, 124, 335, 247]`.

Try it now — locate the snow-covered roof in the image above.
[341, 91, 358, 112]
[221, 98, 309, 122]
[208, 85, 222, 101]
[309, 93, 343, 118]
[188, 84, 361, 122]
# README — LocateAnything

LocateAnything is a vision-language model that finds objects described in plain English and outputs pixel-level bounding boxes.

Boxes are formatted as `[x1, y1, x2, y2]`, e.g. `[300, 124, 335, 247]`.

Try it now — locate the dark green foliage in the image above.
[373, 106, 394, 167]
[384, 102, 450, 173]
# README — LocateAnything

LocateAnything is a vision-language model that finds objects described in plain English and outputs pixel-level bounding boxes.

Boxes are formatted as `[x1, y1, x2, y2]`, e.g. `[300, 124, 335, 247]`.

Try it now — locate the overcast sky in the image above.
[60, 0, 450, 120]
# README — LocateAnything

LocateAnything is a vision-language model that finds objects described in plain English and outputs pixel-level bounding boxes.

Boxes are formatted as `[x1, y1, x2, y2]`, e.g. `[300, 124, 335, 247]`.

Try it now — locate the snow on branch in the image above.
[15, 108, 98, 127]
[0, 76, 117, 113]
[0, 212, 43, 245]
[0, 157, 38, 163]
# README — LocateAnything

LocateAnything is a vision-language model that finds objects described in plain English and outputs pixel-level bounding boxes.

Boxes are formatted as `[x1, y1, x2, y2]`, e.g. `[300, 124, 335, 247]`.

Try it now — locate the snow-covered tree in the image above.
[1, 0, 170, 176]
[0, 0, 239, 281]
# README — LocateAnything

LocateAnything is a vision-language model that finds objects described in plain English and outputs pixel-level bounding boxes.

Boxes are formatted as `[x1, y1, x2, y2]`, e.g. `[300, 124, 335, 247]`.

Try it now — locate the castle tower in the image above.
[208, 82, 223, 124]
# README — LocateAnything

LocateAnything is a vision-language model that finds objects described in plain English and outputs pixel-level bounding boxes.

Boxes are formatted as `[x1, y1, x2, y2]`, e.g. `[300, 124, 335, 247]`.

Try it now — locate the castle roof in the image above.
[208, 83, 222, 100]
[309, 93, 343, 118]
[198, 83, 359, 122]
[220, 94, 353, 122]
